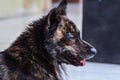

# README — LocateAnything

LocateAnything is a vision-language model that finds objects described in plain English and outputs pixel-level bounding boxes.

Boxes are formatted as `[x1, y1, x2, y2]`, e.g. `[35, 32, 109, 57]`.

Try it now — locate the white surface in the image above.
[64, 62, 120, 80]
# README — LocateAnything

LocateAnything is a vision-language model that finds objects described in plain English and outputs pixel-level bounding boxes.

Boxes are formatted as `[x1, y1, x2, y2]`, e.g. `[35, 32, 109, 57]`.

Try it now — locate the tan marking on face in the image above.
[65, 46, 76, 52]
[70, 25, 76, 32]
[52, 29, 64, 42]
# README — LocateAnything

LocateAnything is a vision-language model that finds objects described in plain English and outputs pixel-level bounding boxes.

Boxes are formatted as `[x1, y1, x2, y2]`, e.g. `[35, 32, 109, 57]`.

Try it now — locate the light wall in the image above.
[0, 0, 52, 18]
[0, 0, 22, 18]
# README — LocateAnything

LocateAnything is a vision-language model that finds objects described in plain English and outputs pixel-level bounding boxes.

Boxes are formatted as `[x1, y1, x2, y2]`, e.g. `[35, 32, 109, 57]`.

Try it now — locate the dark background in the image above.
[83, 0, 120, 64]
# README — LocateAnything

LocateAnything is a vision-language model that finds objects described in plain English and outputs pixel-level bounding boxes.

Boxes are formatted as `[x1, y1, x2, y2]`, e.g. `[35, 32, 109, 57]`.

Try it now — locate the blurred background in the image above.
[0, 0, 120, 80]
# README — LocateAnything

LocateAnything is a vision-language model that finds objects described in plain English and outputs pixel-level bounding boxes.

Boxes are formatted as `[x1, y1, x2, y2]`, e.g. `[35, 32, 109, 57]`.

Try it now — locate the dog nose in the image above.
[90, 47, 97, 55]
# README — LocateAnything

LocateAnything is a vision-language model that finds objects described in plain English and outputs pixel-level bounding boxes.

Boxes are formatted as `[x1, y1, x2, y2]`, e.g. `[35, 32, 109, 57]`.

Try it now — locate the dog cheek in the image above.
[64, 46, 78, 56]
[52, 29, 64, 42]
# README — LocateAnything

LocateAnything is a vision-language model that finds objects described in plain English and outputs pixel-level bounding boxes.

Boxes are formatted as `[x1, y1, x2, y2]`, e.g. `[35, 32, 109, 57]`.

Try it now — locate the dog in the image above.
[0, 0, 97, 80]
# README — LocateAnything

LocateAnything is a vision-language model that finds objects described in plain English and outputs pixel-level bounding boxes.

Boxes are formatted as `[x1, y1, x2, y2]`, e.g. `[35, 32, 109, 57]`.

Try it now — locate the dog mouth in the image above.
[62, 52, 86, 66]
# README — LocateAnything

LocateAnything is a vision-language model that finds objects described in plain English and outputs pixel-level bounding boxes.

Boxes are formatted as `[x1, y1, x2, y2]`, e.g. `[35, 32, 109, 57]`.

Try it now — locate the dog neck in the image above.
[3, 17, 63, 80]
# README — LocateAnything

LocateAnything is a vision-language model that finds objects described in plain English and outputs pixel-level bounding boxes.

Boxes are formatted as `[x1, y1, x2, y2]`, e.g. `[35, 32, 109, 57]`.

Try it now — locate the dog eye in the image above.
[68, 36, 75, 39]
[66, 33, 74, 38]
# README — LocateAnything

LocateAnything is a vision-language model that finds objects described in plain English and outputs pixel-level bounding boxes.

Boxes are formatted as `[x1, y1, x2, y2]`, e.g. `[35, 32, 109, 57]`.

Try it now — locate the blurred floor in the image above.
[64, 62, 120, 80]
[0, 2, 120, 80]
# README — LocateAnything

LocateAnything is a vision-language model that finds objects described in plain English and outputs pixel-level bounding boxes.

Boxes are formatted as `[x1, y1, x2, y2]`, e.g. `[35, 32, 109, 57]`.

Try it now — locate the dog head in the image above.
[44, 0, 97, 66]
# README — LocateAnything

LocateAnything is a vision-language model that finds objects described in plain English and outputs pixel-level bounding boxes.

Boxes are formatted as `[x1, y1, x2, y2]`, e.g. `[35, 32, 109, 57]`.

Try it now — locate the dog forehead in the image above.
[59, 17, 80, 35]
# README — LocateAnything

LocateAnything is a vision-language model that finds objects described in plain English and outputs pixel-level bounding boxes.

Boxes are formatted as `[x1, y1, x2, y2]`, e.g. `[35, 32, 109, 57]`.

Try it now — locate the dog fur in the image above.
[0, 0, 96, 80]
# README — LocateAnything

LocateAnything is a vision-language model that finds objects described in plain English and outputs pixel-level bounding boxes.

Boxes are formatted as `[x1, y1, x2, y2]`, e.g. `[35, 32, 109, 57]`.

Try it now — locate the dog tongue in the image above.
[80, 59, 86, 66]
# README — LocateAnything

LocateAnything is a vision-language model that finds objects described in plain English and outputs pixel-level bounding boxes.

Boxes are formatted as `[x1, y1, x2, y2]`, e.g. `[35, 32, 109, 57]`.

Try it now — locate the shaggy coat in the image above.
[0, 0, 96, 80]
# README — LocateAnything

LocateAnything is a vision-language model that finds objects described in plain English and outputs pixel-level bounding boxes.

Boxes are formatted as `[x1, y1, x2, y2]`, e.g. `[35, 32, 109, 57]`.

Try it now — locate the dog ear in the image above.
[57, 0, 67, 15]
[45, 0, 67, 34]
[47, 0, 67, 16]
